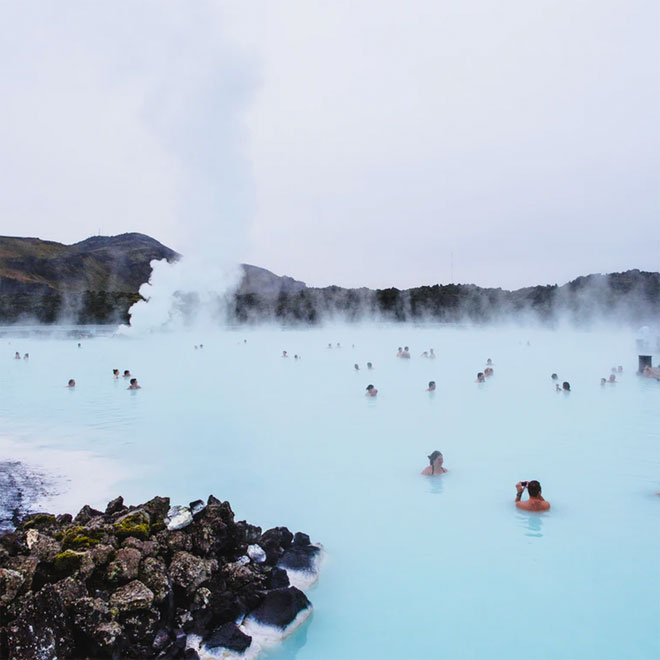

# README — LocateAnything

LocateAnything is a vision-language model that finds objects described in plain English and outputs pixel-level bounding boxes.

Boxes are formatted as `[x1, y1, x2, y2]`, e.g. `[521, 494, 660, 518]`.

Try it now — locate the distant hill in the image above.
[0, 233, 658, 325]
[0, 233, 179, 294]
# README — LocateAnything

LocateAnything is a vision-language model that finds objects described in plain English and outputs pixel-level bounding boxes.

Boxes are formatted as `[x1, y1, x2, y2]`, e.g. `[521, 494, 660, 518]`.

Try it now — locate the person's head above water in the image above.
[428, 450, 442, 463]
[123, 370, 131, 377]
[600, 377, 607, 385]
[67, 379, 75, 387]
[427, 381, 436, 391]
[476, 372, 485, 382]
[562, 381, 571, 391]
[551, 373, 558, 380]
[354, 363, 359, 370]
[365, 384, 378, 396]
[367, 362, 373, 369]
[527, 480, 542, 497]
[423, 450, 446, 475]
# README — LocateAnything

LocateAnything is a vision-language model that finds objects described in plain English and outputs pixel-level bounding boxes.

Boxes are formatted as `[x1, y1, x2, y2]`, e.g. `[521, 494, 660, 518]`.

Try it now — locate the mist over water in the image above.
[1, 323, 658, 659]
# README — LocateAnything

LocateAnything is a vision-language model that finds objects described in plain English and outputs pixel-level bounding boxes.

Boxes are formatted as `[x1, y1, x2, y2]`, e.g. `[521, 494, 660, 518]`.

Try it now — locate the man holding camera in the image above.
[515, 480, 550, 511]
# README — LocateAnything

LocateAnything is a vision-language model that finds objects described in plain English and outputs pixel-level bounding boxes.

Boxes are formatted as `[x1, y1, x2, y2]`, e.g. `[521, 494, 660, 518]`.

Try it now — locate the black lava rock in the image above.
[278, 543, 321, 572]
[0, 495, 319, 659]
[247, 587, 311, 629]
[204, 621, 252, 652]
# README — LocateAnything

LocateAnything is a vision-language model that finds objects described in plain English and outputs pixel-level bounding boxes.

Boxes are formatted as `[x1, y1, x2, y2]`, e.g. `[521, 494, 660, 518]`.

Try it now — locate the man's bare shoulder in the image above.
[517, 500, 550, 511]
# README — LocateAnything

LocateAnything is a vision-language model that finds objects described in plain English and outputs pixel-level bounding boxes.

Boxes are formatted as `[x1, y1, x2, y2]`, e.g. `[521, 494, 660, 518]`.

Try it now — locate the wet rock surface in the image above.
[0, 494, 321, 659]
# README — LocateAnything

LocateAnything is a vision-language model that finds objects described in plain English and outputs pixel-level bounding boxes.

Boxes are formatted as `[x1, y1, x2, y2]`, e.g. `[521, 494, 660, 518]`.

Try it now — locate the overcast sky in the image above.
[1, 1, 658, 290]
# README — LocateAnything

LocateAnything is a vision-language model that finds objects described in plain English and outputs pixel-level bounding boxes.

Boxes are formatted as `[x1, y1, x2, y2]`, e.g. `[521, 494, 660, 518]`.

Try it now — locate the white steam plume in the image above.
[122, 2, 256, 332]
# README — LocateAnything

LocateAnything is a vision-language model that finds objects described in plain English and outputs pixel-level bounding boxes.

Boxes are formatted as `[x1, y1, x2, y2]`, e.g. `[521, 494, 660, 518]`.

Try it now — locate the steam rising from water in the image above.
[114, 3, 256, 333]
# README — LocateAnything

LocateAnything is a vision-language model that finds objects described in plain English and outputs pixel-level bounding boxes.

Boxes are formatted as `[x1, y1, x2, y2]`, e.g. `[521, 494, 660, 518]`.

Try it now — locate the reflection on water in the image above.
[426, 475, 445, 495]
[517, 510, 544, 538]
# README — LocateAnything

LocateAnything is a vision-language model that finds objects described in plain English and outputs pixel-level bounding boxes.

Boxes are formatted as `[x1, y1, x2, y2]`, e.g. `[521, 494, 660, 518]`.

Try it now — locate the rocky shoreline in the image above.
[0, 495, 322, 659]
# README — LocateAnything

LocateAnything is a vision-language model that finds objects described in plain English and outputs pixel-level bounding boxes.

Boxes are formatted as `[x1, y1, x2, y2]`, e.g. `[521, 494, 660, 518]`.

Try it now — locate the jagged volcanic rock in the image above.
[0, 494, 320, 659]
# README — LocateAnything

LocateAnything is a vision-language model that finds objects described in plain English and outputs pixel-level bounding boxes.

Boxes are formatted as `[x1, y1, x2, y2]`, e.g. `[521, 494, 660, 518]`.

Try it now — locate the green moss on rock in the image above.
[58, 526, 105, 549]
[54, 550, 86, 574]
[113, 511, 151, 541]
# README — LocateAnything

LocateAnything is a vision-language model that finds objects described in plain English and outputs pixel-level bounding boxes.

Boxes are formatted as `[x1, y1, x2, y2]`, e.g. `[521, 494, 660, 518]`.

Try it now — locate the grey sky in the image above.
[1, 1, 658, 290]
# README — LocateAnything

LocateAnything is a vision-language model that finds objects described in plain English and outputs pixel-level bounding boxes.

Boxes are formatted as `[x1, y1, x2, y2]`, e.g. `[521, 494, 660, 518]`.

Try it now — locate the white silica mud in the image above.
[0, 323, 659, 659]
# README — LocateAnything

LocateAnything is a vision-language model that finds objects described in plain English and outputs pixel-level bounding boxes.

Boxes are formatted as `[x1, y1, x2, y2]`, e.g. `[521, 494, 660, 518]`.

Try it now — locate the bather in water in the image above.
[421, 450, 447, 475]
[515, 480, 550, 511]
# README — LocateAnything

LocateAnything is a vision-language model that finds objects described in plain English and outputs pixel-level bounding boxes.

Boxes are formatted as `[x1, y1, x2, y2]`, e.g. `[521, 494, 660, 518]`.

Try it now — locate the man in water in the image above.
[401, 346, 411, 359]
[365, 384, 378, 397]
[515, 480, 550, 511]
[396, 347, 403, 358]
[128, 378, 141, 390]
[123, 370, 131, 378]
[282, 350, 288, 358]
[354, 363, 360, 371]
[642, 365, 660, 379]
[427, 381, 436, 391]
[113, 369, 119, 379]
[422, 450, 447, 475]
[67, 379, 76, 388]
[367, 362, 373, 370]
[476, 372, 485, 383]
[14, 352, 20, 360]
[429, 348, 436, 359]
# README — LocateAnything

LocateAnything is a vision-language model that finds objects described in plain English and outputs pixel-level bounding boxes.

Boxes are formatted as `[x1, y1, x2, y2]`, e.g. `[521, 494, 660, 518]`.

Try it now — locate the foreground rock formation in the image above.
[0, 495, 322, 659]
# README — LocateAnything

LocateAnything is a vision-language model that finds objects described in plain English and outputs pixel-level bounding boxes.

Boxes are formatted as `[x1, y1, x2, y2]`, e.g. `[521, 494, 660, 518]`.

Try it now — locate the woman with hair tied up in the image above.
[421, 451, 447, 476]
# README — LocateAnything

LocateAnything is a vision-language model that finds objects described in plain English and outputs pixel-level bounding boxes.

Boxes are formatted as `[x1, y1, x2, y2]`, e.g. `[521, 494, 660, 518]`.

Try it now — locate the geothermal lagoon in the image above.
[1, 324, 659, 659]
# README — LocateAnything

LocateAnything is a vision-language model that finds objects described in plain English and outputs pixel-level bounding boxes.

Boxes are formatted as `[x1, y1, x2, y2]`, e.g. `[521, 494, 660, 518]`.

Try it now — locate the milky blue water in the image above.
[1, 324, 658, 659]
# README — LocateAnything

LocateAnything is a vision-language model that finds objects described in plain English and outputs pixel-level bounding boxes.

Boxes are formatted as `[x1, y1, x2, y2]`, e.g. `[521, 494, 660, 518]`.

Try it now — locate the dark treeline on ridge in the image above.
[233, 270, 660, 326]
[0, 234, 658, 325]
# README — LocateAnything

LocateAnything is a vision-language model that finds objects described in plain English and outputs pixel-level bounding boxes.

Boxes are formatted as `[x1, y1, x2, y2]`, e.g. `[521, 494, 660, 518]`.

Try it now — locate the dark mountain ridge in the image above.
[0, 233, 657, 325]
